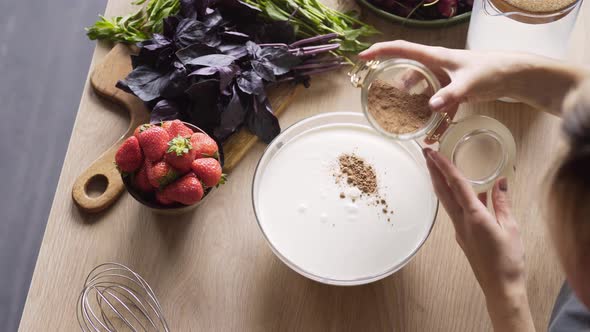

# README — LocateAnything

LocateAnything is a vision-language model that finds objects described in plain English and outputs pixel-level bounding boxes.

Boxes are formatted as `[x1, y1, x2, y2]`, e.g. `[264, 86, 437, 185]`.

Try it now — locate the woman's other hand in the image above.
[423, 147, 535, 332]
[359, 40, 588, 115]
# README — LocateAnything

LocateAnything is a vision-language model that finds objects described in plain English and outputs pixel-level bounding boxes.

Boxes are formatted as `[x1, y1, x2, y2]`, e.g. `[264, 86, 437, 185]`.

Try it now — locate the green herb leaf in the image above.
[86, 0, 180, 43]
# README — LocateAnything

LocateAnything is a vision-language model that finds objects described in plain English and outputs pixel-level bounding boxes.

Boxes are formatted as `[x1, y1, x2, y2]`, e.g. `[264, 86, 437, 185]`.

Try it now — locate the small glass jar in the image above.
[466, 0, 583, 59]
[349, 59, 516, 193]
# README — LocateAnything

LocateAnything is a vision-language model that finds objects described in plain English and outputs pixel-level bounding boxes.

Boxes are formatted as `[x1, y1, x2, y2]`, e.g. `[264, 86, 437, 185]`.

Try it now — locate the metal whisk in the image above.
[77, 262, 170, 332]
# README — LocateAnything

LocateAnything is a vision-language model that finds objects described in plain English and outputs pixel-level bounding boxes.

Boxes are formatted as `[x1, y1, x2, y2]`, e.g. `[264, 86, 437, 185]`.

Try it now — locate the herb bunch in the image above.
[245, 0, 380, 56]
[117, 0, 347, 144]
[86, 0, 180, 43]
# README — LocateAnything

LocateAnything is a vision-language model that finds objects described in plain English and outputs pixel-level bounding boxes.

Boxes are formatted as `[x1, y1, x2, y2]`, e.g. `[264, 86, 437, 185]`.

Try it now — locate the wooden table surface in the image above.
[19, 1, 590, 331]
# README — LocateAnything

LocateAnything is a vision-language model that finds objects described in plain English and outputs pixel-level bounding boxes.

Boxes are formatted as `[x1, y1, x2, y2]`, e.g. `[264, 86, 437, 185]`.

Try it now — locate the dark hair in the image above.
[550, 80, 590, 244]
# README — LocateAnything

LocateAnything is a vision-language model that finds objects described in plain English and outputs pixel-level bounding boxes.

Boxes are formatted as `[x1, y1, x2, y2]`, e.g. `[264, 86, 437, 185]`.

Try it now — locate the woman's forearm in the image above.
[506, 56, 590, 115]
[485, 285, 536, 332]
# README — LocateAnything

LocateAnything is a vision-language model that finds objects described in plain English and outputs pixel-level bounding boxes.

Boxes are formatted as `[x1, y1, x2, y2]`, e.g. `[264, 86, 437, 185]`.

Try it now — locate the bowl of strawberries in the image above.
[115, 120, 225, 213]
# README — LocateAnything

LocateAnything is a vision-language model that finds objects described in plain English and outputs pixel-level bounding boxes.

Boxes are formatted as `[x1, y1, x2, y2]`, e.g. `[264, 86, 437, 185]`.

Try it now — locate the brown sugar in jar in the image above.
[367, 80, 433, 135]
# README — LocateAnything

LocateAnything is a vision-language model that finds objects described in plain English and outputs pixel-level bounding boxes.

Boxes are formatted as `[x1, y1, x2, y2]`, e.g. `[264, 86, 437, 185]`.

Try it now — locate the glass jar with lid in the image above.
[466, 0, 583, 59]
[349, 59, 516, 193]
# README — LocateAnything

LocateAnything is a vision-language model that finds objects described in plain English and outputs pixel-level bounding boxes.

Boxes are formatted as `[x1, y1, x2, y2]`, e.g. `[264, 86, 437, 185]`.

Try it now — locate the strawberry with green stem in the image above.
[133, 123, 153, 139]
[191, 158, 225, 187]
[165, 135, 196, 173]
[190, 133, 219, 159]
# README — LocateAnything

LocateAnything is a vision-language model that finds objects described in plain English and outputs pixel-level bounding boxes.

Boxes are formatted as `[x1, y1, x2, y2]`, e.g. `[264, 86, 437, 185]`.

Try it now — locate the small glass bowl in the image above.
[122, 121, 220, 214]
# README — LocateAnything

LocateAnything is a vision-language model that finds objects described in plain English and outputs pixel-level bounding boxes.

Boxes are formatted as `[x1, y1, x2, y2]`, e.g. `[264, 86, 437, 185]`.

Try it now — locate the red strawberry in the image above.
[133, 163, 153, 193]
[155, 191, 174, 205]
[115, 136, 143, 173]
[190, 133, 219, 159]
[162, 120, 193, 138]
[191, 158, 224, 187]
[138, 126, 170, 161]
[146, 161, 178, 188]
[164, 135, 196, 173]
[133, 123, 153, 139]
[162, 173, 204, 205]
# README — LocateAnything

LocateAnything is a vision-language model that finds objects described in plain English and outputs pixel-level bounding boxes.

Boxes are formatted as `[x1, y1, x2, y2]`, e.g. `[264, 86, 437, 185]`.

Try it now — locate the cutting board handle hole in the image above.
[86, 174, 109, 198]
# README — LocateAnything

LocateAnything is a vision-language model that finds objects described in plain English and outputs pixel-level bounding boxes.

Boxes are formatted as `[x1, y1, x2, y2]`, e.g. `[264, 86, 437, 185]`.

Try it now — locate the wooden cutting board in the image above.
[72, 44, 299, 213]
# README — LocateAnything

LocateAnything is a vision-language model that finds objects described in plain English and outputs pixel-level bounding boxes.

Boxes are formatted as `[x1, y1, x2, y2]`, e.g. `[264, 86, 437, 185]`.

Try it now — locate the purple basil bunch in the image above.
[117, 0, 345, 144]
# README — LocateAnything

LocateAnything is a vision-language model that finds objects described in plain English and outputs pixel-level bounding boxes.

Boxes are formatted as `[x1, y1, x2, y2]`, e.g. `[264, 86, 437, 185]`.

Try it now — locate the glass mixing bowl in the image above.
[252, 112, 438, 285]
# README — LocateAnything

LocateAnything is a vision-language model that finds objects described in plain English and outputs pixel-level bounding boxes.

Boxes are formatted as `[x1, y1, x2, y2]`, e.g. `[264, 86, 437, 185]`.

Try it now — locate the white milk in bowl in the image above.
[252, 112, 438, 285]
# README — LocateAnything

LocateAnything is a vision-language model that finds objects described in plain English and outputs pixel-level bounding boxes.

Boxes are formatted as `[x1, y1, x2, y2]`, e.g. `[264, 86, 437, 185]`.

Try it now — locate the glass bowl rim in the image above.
[251, 111, 439, 286]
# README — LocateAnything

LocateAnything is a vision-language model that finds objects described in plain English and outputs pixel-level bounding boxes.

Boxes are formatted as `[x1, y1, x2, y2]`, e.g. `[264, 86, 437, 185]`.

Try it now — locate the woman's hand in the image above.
[422, 147, 535, 332]
[359, 40, 588, 115]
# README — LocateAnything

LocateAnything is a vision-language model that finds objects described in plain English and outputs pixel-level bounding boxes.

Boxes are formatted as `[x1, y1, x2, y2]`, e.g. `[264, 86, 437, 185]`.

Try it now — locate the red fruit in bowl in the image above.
[133, 123, 153, 139]
[155, 191, 174, 205]
[162, 173, 204, 205]
[437, 0, 457, 17]
[133, 163, 154, 193]
[162, 120, 193, 138]
[190, 133, 219, 159]
[191, 158, 224, 187]
[138, 126, 170, 161]
[164, 135, 196, 173]
[115, 136, 143, 173]
[146, 161, 179, 188]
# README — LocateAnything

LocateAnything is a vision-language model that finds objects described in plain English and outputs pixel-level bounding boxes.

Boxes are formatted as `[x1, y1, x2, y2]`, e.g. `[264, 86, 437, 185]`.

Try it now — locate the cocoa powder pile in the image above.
[367, 79, 432, 135]
[337, 154, 377, 195]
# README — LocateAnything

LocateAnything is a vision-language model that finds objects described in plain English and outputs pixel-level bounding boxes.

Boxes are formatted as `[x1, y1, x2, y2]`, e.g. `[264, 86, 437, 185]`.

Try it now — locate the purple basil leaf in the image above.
[131, 34, 175, 69]
[214, 85, 247, 140]
[174, 18, 208, 48]
[221, 31, 250, 43]
[189, 65, 239, 92]
[186, 79, 222, 132]
[259, 47, 301, 75]
[150, 99, 180, 123]
[251, 60, 276, 82]
[185, 79, 221, 101]
[163, 16, 181, 39]
[183, 53, 236, 67]
[203, 10, 224, 28]
[219, 44, 248, 59]
[246, 97, 280, 143]
[180, 0, 198, 19]
[217, 65, 239, 91]
[189, 66, 220, 76]
[246, 41, 261, 57]
[175, 43, 219, 64]
[141, 33, 172, 51]
[119, 66, 172, 102]
[180, 0, 216, 19]
[237, 71, 265, 97]
[161, 66, 189, 98]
